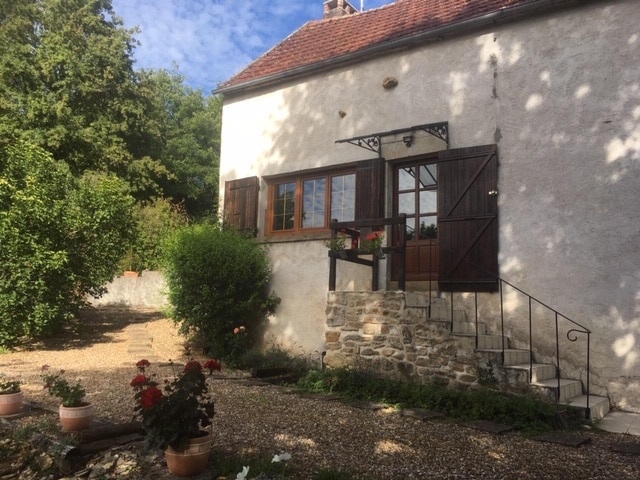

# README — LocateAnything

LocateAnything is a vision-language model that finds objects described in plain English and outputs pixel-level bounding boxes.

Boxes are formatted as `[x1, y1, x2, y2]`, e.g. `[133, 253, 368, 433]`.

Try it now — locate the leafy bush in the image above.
[0, 142, 136, 346]
[120, 198, 189, 272]
[162, 223, 280, 360]
[234, 343, 314, 374]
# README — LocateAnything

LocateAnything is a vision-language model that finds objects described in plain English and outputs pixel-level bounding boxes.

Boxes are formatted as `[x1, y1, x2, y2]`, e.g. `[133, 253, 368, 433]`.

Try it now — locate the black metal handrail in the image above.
[436, 245, 592, 417]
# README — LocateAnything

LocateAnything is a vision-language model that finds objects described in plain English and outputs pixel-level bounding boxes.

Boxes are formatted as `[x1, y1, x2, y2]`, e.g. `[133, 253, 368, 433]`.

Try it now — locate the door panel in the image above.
[392, 157, 438, 282]
[437, 145, 498, 291]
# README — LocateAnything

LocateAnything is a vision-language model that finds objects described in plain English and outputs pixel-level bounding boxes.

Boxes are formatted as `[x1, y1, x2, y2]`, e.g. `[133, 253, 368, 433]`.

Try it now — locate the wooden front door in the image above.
[437, 145, 499, 291]
[392, 157, 439, 282]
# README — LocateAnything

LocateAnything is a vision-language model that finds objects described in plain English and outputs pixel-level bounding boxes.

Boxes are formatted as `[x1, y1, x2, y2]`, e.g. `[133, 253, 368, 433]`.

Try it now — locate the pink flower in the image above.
[234, 327, 240, 334]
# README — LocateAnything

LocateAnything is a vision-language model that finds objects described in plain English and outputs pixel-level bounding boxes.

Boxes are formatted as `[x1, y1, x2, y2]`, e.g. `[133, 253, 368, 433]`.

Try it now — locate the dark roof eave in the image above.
[213, 0, 578, 97]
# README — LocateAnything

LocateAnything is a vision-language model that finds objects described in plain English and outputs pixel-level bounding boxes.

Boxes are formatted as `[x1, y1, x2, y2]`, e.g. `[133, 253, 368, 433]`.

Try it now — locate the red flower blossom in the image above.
[130, 375, 148, 388]
[184, 360, 202, 374]
[136, 359, 150, 369]
[140, 386, 163, 408]
[204, 359, 222, 374]
[366, 231, 383, 241]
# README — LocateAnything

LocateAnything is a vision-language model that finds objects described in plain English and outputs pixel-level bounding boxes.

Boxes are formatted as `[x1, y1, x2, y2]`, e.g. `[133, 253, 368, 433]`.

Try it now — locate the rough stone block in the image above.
[326, 317, 345, 328]
[360, 347, 379, 356]
[362, 323, 378, 335]
[325, 331, 341, 343]
[457, 374, 478, 384]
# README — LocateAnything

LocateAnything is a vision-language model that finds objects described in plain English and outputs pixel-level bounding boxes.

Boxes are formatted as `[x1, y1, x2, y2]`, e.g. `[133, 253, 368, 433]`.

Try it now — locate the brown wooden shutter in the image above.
[223, 176, 259, 236]
[437, 145, 498, 291]
[355, 157, 385, 220]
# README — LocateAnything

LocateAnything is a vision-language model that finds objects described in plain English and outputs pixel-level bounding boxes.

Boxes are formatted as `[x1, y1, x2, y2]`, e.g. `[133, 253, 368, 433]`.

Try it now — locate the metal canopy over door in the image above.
[437, 144, 499, 291]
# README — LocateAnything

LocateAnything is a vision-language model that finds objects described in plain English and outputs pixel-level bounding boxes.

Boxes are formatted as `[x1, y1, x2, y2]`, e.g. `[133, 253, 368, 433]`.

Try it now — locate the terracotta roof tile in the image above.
[219, 0, 540, 91]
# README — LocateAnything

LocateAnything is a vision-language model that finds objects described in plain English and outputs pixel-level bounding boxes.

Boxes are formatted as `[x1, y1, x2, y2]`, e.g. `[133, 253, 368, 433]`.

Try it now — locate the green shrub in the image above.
[297, 368, 582, 434]
[162, 223, 280, 360]
[0, 143, 136, 346]
[119, 198, 188, 272]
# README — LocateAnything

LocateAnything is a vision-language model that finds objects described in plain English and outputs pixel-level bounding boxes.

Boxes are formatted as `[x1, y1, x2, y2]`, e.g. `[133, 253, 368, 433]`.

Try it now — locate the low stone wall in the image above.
[89, 271, 167, 309]
[324, 291, 484, 387]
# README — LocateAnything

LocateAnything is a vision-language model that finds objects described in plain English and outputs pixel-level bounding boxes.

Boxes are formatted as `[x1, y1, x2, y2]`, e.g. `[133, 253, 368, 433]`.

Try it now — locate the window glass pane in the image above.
[302, 178, 326, 228]
[418, 216, 438, 240]
[419, 190, 437, 214]
[330, 173, 355, 222]
[419, 164, 437, 187]
[398, 192, 415, 215]
[398, 167, 415, 190]
[405, 218, 416, 241]
[272, 182, 296, 231]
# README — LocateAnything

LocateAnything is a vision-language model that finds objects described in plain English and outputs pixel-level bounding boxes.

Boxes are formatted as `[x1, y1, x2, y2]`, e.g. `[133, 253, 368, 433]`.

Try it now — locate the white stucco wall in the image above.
[220, 0, 640, 411]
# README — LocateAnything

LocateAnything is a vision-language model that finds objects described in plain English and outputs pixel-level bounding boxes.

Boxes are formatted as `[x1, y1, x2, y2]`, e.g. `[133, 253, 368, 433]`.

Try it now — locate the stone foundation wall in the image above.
[324, 291, 485, 387]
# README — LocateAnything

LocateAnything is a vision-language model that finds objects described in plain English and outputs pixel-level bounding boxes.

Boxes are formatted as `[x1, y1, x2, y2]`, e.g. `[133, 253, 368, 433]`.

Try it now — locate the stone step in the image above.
[477, 348, 530, 365]
[532, 378, 583, 403]
[506, 363, 557, 382]
[452, 321, 487, 335]
[566, 394, 610, 420]
[476, 334, 508, 350]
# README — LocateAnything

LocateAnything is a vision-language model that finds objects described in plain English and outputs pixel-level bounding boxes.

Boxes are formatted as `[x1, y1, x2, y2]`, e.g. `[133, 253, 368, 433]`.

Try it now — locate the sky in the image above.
[110, 0, 391, 94]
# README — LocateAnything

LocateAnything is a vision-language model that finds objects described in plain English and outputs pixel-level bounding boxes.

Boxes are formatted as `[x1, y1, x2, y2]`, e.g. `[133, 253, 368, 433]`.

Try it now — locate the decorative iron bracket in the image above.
[337, 135, 381, 154]
[418, 122, 449, 144]
[336, 121, 449, 155]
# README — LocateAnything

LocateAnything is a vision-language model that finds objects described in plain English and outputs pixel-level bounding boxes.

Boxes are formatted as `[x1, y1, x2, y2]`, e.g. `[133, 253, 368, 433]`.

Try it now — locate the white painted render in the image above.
[219, 0, 640, 411]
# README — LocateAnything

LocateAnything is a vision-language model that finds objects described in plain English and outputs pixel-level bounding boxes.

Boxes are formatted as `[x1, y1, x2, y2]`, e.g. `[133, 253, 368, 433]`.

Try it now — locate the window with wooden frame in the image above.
[267, 170, 356, 234]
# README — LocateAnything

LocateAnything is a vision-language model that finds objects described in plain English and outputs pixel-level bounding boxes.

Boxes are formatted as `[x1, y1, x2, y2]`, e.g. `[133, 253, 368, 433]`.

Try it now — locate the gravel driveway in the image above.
[1, 308, 639, 480]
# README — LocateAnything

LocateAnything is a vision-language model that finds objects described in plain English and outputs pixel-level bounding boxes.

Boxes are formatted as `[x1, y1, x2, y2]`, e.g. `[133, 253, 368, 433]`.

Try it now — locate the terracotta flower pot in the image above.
[164, 432, 212, 477]
[0, 390, 23, 416]
[59, 403, 94, 431]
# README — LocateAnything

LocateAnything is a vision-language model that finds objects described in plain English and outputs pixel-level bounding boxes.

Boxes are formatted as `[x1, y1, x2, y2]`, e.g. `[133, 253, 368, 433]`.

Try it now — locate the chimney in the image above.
[323, 0, 358, 19]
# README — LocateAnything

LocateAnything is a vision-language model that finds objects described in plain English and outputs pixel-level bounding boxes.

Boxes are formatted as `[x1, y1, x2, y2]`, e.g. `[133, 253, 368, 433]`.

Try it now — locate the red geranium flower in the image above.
[130, 374, 148, 388]
[204, 359, 222, 374]
[184, 360, 203, 373]
[140, 385, 163, 408]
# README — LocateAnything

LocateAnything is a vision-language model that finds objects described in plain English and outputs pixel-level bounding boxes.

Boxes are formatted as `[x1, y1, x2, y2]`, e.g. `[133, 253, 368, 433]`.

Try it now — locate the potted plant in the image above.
[359, 229, 385, 258]
[0, 375, 23, 416]
[41, 365, 94, 431]
[131, 358, 221, 476]
[324, 236, 347, 258]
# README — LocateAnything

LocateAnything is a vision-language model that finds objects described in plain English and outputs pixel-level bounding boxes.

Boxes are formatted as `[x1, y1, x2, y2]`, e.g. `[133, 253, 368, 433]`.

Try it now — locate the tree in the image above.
[0, 141, 137, 346]
[140, 68, 222, 217]
[0, 0, 171, 200]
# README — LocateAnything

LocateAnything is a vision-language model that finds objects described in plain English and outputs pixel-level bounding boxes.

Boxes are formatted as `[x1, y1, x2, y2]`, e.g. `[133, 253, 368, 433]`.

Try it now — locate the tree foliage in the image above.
[0, 0, 221, 216]
[0, 0, 223, 345]
[0, 142, 136, 346]
[162, 225, 280, 361]
[140, 68, 222, 217]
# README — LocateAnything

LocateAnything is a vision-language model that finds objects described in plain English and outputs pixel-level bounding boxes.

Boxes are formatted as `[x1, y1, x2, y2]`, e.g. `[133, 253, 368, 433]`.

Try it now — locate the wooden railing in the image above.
[328, 215, 407, 291]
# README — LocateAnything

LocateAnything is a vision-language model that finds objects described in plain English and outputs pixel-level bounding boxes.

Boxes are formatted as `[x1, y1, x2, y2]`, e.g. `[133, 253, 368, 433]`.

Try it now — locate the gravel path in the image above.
[1, 308, 639, 480]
